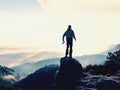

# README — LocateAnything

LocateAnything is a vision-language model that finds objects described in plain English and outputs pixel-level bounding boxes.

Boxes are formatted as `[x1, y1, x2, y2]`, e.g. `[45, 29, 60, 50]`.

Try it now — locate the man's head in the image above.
[68, 25, 71, 29]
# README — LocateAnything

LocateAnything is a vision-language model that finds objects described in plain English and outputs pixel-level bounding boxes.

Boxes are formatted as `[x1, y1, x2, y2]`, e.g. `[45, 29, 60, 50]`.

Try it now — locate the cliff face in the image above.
[55, 57, 120, 90]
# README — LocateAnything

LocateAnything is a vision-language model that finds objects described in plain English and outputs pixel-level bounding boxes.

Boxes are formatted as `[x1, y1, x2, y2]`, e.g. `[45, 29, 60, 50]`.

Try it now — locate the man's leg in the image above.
[69, 39, 73, 58]
[69, 45, 72, 58]
[65, 44, 69, 57]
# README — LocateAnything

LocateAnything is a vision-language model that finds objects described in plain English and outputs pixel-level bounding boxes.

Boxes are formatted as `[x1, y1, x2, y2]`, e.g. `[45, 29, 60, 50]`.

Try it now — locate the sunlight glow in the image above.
[0, 0, 120, 56]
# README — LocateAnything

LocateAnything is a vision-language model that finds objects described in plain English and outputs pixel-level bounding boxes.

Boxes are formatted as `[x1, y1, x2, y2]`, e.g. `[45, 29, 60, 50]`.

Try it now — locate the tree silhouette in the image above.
[85, 50, 120, 75]
[105, 50, 120, 66]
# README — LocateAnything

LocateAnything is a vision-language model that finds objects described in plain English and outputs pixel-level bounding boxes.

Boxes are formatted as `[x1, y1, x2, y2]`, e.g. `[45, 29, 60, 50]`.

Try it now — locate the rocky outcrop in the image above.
[76, 74, 120, 90]
[55, 57, 120, 90]
[55, 57, 83, 90]
[75, 75, 120, 90]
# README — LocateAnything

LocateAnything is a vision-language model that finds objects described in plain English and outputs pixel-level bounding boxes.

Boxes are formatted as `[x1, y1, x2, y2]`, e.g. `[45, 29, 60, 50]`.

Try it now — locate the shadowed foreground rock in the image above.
[96, 80, 120, 90]
[55, 57, 120, 90]
[55, 57, 83, 90]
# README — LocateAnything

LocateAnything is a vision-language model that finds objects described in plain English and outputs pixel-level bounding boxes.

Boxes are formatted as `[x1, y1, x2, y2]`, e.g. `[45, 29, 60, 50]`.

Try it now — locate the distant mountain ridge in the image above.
[12, 54, 106, 78]
[0, 44, 119, 68]
[0, 51, 62, 67]
[76, 54, 106, 67]
[12, 58, 60, 77]
[12, 44, 120, 77]
[101, 44, 120, 54]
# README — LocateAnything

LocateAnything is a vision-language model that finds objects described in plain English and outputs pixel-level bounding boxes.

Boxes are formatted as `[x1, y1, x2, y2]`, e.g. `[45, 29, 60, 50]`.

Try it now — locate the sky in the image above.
[0, 0, 120, 56]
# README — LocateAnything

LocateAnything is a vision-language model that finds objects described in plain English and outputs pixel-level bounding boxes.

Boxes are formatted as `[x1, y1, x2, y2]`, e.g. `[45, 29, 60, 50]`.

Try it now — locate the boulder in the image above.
[55, 57, 82, 90]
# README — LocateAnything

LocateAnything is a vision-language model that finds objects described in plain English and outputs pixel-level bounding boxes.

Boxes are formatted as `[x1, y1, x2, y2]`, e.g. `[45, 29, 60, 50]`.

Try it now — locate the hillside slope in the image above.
[0, 65, 20, 86]
[15, 64, 59, 90]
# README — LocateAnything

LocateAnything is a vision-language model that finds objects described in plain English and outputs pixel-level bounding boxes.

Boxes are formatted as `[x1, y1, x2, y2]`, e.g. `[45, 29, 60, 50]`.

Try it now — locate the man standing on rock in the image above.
[62, 25, 76, 58]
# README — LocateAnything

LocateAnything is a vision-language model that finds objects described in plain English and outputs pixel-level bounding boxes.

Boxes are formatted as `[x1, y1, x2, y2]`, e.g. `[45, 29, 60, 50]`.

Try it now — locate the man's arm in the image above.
[62, 32, 66, 44]
[72, 31, 76, 40]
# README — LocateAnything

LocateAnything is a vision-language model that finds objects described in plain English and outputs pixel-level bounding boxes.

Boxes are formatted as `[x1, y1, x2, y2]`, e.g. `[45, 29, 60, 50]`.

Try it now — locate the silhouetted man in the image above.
[62, 25, 76, 58]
